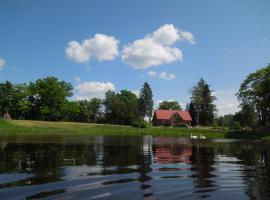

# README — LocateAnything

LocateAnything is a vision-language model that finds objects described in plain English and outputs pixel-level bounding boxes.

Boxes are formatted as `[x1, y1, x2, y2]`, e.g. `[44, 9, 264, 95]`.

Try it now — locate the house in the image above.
[152, 110, 192, 127]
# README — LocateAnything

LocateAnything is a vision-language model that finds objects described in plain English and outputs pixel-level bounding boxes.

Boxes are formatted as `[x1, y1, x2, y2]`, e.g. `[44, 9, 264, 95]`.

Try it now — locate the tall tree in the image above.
[104, 90, 140, 125]
[28, 77, 73, 121]
[187, 101, 197, 126]
[158, 100, 182, 110]
[0, 81, 13, 116]
[138, 82, 153, 120]
[190, 78, 217, 126]
[237, 64, 270, 125]
[233, 104, 258, 128]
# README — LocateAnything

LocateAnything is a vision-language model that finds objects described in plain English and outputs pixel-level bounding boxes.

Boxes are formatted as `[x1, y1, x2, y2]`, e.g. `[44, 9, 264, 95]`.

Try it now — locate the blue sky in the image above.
[0, 0, 269, 115]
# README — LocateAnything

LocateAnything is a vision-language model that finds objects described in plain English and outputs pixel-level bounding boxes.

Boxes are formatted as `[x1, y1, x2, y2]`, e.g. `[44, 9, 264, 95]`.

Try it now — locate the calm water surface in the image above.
[0, 135, 270, 200]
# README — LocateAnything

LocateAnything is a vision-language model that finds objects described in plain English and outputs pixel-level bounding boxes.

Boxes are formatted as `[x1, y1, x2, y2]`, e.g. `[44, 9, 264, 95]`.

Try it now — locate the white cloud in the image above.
[131, 90, 140, 97]
[159, 72, 176, 80]
[0, 58, 6, 70]
[66, 34, 119, 63]
[215, 87, 240, 115]
[180, 31, 196, 44]
[152, 24, 180, 45]
[147, 70, 157, 77]
[147, 70, 176, 80]
[122, 38, 182, 69]
[74, 81, 115, 100]
[74, 77, 81, 83]
[121, 24, 194, 69]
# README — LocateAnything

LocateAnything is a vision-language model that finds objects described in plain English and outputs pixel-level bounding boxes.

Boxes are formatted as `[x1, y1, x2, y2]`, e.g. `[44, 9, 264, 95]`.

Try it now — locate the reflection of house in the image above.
[154, 146, 192, 164]
[153, 137, 192, 164]
[152, 110, 192, 126]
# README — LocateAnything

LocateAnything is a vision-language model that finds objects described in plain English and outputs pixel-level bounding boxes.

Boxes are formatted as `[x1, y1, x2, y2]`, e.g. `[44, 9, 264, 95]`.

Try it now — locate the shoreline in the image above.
[0, 120, 269, 141]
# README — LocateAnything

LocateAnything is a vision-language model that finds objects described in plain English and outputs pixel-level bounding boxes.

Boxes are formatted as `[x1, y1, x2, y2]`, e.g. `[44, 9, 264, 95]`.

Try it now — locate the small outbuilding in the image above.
[153, 110, 192, 127]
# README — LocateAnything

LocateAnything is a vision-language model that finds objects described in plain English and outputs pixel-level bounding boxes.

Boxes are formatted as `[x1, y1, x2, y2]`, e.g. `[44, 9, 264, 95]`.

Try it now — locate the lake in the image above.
[0, 135, 269, 200]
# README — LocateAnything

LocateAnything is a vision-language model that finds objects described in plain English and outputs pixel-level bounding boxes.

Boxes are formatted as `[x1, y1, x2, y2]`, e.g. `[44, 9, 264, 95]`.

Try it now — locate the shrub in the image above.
[230, 122, 242, 130]
[132, 121, 147, 128]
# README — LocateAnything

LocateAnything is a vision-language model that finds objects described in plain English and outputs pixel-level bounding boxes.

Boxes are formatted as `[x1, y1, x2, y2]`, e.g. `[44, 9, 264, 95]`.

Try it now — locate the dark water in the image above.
[0, 136, 270, 200]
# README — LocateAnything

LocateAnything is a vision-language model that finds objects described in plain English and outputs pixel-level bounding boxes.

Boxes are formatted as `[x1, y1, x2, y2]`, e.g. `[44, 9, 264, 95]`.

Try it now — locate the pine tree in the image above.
[190, 78, 217, 126]
[139, 82, 153, 120]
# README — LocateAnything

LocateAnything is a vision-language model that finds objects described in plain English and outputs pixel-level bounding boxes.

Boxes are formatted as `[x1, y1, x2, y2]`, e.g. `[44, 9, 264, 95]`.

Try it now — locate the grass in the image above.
[0, 119, 269, 141]
[0, 119, 226, 137]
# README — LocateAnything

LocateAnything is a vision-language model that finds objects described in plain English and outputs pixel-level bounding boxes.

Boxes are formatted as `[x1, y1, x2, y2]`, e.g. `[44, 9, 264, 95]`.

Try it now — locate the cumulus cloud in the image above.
[147, 70, 176, 80]
[159, 72, 176, 80]
[147, 70, 157, 77]
[180, 31, 196, 44]
[74, 81, 115, 100]
[121, 24, 195, 69]
[66, 34, 119, 63]
[152, 24, 180, 45]
[0, 58, 6, 70]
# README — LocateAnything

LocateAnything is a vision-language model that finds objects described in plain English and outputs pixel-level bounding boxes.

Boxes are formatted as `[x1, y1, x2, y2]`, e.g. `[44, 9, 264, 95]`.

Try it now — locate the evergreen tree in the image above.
[190, 78, 217, 126]
[138, 82, 153, 120]
[188, 101, 197, 126]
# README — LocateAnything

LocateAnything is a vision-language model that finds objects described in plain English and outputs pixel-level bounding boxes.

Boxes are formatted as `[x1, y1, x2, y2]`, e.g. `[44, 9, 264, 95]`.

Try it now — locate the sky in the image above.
[0, 0, 269, 115]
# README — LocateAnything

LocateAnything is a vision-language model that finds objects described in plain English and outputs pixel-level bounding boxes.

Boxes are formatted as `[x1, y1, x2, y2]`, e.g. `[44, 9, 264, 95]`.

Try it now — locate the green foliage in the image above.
[0, 81, 13, 115]
[138, 82, 153, 119]
[187, 101, 197, 126]
[190, 78, 217, 126]
[132, 121, 147, 128]
[215, 114, 234, 128]
[230, 121, 242, 130]
[104, 90, 140, 125]
[233, 104, 258, 128]
[237, 64, 270, 125]
[158, 100, 182, 110]
[28, 77, 73, 121]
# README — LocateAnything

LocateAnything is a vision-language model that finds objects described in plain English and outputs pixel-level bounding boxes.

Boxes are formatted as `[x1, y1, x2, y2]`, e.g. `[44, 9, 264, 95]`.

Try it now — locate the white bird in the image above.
[190, 133, 198, 139]
[199, 134, 206, 139]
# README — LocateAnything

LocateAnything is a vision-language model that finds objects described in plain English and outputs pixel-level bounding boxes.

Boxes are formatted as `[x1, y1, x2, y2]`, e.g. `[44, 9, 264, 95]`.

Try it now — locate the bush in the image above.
[132, 121, 147, 128]
[230, 122, 242, 130]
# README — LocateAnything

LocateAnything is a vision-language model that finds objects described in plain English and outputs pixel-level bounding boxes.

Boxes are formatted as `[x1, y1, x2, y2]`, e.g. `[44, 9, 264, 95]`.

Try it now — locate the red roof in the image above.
[154, 110, 192, 121]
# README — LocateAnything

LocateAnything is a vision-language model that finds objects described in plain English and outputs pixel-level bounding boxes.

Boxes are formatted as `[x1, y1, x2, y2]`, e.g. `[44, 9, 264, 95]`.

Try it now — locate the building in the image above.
[152, 110, 192, 127]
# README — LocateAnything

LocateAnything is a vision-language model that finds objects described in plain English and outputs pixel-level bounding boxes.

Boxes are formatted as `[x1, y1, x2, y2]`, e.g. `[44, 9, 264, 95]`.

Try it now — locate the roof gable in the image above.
[154, 110, 192, 121]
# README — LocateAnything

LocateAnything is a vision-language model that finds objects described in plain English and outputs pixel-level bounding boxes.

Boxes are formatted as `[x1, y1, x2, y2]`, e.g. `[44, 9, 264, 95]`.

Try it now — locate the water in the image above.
[0, 135, 270, 200]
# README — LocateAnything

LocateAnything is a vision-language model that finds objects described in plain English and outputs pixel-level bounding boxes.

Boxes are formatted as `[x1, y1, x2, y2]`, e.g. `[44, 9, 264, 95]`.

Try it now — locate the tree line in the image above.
[0, 64, 269, 129]
[0, 78, 153, 126]
[216, 64, 270, 129]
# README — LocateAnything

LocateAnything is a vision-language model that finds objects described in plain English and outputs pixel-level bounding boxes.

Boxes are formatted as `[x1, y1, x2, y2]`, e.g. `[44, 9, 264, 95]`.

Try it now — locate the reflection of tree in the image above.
[101, 135, 154, 198]
[190, 142, 216, 196]
[232, 143, 270, 199]
[0, 142, 97, 188]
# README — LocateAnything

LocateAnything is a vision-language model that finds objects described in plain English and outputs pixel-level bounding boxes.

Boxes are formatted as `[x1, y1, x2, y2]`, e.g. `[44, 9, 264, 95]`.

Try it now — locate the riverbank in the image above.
[0, 120, 269, 141]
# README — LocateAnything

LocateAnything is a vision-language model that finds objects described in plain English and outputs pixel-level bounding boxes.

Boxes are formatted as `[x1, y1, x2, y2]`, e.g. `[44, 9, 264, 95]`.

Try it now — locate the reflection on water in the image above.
[0, 136, 270, 199]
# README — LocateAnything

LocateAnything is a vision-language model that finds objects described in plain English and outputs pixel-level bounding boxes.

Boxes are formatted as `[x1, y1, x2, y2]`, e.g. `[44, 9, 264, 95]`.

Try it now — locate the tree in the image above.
[233, 104, 258, 128]
[0, 81, 13, 116]
[237, 64, 270, 125]
[158, 100, 182, 110]
[190, 78, 217, 126]
[104, 90, 140, 125]
[187, 101, 197, 126]
[138, 82, 153, 120]
[28, 77, 73, 121]
[12, 84, 31, 119]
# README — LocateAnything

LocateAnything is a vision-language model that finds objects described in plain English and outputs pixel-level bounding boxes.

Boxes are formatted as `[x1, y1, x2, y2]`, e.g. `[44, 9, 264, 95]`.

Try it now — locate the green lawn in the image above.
[0, 119, 269, 141]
